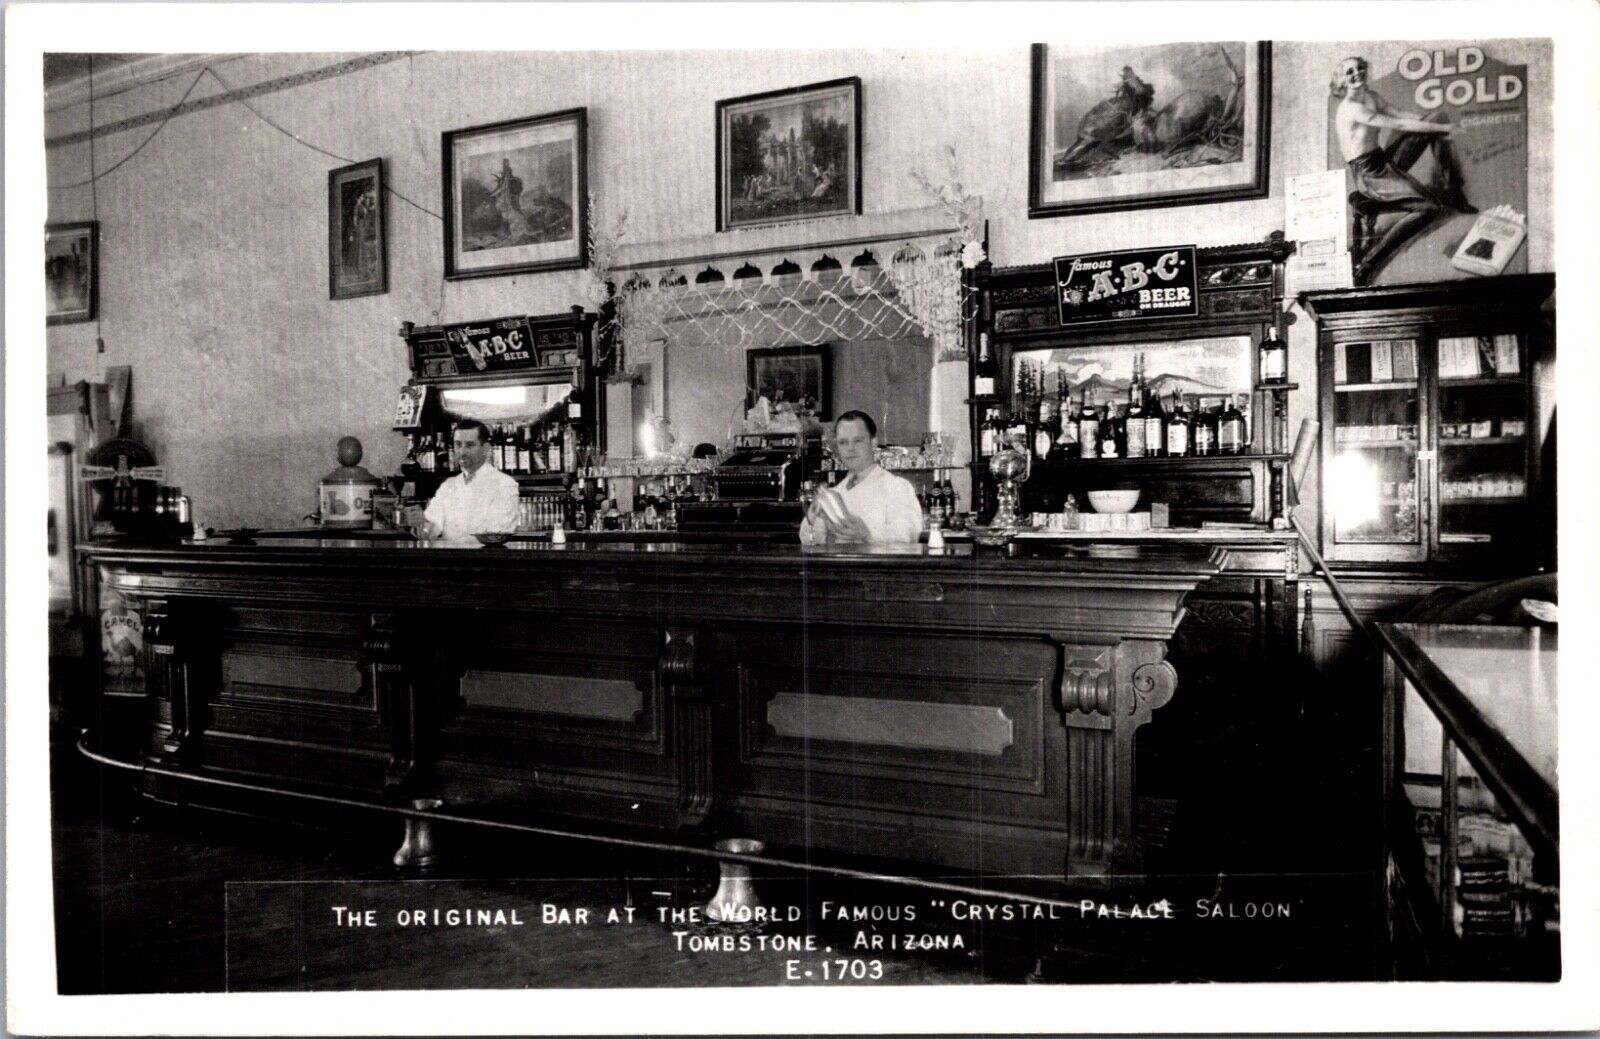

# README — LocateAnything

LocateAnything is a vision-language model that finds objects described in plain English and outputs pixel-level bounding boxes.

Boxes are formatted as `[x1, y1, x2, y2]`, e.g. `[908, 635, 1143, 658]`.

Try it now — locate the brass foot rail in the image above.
[76, 736, 1106, 912]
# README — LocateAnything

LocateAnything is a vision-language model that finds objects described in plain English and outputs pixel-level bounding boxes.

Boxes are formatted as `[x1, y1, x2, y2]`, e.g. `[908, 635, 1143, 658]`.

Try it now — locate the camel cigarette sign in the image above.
[1054, 246, 1199, 326]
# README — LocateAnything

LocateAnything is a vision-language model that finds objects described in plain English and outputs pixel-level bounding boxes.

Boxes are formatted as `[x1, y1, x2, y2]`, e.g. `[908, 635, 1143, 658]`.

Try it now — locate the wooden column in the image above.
[143, 597, 212, 766]
[660, 627, 712, 828]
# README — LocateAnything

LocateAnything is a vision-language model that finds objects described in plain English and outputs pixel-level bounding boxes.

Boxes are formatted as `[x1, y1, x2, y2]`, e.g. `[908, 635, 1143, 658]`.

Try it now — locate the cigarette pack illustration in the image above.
[1451, 205, 1528, 277]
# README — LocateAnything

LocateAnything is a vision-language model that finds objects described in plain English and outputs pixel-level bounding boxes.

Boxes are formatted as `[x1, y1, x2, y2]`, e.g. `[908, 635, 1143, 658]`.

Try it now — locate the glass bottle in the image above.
[1194, 399, 1218, 456]
[1078, 393, 1100, 460]
[1033, 398, 1056, 461]
[973, 332, 997, 398]
[1219, 396, 1247, 454]
[1124, 362, 1147, 458]
[979, 405, 1000, 457]
[1143, 386, 1166, 458]
[1099, 406, 1122, 459]
[1166, 393, 1190, 458]
[1259, 324, 1288, 384]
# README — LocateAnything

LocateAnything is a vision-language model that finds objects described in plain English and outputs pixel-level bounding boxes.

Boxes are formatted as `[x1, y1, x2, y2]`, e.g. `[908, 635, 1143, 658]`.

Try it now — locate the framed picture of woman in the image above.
[328, 159, 387, 299]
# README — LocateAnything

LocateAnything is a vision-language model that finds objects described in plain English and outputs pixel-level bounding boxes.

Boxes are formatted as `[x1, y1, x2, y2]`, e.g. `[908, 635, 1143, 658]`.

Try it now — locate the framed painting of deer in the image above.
[1029, 42, 1270, 218]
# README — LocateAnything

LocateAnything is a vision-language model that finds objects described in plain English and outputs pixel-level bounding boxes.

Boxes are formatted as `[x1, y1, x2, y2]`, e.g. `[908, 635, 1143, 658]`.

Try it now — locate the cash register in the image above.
[677, 432, 821, 532]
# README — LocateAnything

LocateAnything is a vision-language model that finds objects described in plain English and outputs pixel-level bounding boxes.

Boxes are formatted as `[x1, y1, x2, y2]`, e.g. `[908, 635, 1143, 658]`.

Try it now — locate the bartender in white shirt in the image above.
[800, 410, 924, 545]
[421, 419, 521, 540]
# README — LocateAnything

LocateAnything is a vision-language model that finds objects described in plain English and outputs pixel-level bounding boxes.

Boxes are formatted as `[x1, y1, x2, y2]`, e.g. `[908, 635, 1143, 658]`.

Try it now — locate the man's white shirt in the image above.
[800, 465, 923, 545]
[424, 464, 520, 540]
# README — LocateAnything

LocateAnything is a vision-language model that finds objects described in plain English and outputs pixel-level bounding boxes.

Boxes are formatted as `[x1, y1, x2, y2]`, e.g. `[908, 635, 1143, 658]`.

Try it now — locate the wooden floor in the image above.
[48, 671, 1386, 991]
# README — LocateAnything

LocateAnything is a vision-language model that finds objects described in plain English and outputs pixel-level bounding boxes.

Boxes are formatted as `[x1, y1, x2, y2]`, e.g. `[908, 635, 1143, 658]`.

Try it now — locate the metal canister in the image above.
[319, 436, 382, 529]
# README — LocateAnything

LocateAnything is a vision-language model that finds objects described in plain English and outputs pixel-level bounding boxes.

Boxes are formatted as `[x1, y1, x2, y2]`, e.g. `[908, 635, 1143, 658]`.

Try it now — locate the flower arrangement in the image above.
[581, 199, 628, 369]
[910, 145, 986, 269]
[886, 146, 986, 361]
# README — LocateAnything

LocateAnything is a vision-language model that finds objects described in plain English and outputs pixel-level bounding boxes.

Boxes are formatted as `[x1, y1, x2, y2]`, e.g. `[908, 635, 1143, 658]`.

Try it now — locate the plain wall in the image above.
[44, 41, 1553, 529]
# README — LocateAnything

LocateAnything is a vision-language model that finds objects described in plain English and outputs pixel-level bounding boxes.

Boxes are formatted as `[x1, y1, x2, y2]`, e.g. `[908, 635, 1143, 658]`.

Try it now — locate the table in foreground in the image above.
[82, 537, 1226, 884]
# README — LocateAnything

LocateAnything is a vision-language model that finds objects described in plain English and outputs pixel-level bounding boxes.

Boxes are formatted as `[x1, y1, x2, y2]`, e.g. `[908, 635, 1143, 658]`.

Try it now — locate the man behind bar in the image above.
[420, 419, 520, 540]
[800, 410, 923, 545]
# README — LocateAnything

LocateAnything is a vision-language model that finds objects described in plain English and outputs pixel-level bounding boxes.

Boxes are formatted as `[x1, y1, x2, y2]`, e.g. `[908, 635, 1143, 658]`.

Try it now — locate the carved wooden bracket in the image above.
[1057, 639, 1180, 875]
[660, 628, 712, 828]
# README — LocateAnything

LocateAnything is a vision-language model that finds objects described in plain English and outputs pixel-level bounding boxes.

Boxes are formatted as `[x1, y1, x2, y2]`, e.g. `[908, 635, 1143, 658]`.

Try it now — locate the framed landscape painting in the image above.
[328, 158, 387, 299]
[1029, 42, 1270, 218]
[717, 77, 861, 232]
[443, 108, 588, 279]
[45, 221, 97, 325]
[747, 344, 830, 420]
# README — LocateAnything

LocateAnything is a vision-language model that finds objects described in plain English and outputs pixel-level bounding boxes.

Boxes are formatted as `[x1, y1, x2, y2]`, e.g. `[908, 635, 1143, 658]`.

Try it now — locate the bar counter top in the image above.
[84, 533, 1227, 579]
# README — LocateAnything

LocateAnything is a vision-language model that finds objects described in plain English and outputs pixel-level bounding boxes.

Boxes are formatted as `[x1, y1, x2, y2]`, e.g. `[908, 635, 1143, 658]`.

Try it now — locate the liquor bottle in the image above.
[1166, 393, 1190, 457]
[1099, 406, 1122, 459]
[1259, 324, 1288, 384]
[571, 480, 589, 531]
[547, 424, 564, 473]
[943, 478, 960, 517]
[1194, 399, 1218, 456]
[979, 406, 1000, 457]
[1053, 392, 1079, 460]
[1143, 386, 1166, 458]
[1078, 393, 1100, 460]
[1005, 405, 1029, 453]
[603, 497, 621, 531]
[1124, 363, 1147, 458]
[516, 425, 532, 474]
[973, 332, 997, 398]
[1033, 398, 1056, 461]
[1220, 395, 1248, 454]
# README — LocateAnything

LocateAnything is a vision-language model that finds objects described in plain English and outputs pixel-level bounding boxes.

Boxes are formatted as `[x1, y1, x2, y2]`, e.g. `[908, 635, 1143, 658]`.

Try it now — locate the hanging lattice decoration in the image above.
[608, 239, 977, 370]
[591, 155, 984, 379]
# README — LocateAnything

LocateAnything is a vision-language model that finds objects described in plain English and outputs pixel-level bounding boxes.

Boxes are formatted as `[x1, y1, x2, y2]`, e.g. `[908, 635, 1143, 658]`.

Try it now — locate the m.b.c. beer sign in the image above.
[1053, 245, 1199, 326]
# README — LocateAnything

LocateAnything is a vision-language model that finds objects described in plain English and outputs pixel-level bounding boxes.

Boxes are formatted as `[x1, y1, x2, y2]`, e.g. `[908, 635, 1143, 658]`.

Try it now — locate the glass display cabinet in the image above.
[1303, 275, 1553, 571]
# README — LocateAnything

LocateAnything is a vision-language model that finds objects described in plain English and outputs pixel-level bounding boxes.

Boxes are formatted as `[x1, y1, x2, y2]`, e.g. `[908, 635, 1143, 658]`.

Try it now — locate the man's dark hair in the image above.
[453, 419, 491, 443]
[834, 410, 877, 438]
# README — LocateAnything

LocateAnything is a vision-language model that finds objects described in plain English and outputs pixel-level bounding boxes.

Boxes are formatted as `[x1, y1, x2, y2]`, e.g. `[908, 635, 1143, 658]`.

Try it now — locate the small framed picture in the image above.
[393, 384, 428, 430]
[716, 77, 861, 232]
[46, 221, 98, 325]
[747, 344, 830, 420]
[538, 346, 580, 368]
[443, 108, 588, 279]
[328, 159, 387, 300]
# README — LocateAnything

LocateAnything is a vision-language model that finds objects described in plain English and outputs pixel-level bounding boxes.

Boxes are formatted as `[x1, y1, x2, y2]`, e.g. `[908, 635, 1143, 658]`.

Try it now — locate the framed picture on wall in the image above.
[1029, 42, 1271, 218]
[442, 108, 588, 279]
[746, 344, 830, 420]
[716, 77, 861, 232]
[45, 221, 97, 325]
[328, 159, 387, 299]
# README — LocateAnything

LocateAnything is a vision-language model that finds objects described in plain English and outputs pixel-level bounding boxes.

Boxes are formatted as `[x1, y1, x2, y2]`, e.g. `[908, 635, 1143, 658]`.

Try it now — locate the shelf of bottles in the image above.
[1434, 333, 1529, 547]
[400, 417, 585, 483]
[975, 352, 1256, 470]
[1328, 337, 1424, 546]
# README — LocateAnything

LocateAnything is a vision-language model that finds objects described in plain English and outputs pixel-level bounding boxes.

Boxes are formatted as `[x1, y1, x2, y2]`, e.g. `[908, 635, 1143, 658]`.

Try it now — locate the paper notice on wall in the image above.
[1287, 169, 1349, 257]
[1286, 252, 1354, 296]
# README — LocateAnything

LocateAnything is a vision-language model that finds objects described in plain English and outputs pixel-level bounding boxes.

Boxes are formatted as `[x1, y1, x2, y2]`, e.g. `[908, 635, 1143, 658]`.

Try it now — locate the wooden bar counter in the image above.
[82, 535, 1227, 883]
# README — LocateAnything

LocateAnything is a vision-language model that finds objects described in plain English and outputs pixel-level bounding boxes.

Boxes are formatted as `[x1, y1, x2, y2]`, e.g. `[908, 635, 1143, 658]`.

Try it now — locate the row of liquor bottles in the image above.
[402, 421, 581, 476]
[980, 387, 1252, 461]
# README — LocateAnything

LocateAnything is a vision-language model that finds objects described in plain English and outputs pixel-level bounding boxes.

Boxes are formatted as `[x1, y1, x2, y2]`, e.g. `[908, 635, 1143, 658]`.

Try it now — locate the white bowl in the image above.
[1086, 489, 1141, 514]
